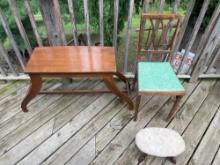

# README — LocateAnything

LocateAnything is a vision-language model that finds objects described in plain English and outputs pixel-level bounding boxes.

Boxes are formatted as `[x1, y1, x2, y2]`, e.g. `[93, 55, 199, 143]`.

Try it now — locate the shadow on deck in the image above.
[0, 79, 219, 165]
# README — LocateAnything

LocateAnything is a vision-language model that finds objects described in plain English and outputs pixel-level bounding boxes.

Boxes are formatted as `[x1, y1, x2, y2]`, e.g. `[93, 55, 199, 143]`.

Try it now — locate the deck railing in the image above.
[0, 0, 219, 81]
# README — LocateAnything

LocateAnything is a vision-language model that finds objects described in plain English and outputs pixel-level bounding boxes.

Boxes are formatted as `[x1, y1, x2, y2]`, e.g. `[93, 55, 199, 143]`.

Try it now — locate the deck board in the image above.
[0, 79, 218, 165]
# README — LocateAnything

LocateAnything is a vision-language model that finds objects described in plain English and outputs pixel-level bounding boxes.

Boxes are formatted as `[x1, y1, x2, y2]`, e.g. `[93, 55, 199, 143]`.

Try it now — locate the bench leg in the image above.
[166, 96, 182, 121]
[21, 75, 42, 112]
[103, 76, 134, 110]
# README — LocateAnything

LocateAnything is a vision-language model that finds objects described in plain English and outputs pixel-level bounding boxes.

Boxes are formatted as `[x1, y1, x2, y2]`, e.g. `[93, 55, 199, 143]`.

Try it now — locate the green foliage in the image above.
[190, 0, 219, 31]
[0, 0, 38, 52]
[71, 0, 142, 45]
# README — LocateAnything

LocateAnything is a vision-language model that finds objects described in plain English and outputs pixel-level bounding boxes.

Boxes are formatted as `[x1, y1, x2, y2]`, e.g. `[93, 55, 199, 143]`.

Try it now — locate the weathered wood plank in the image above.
[0, 40, 17, 75]
[116, 80, 213, 165]
[0, 81, 53, 125]
[99, 0, 104, 46]
[0, 80, 90, 157]
[163, 81, 220, 165]
[213, 148, 220, 165]
[124, 0, 134, 72]
[39, 0, 66, 46]
[51, 80, 102, 132]
[83, 0, 91, 45]
[0, 82, 64, 140]
[178, 0, 211, 74]
[17, 94, 115, 165]
[67, 0, 78, 46]
[24, 0, 43, 47]
[0, 7, 25, 70]
[0, 120, 54, 165]
[0, 81, 25, 103]
[8, 0, 32, 55]
[95, 96, 151, 154]
[188, 106, 220, 165]
[66, 137, 96, 165]
[173, 0, 196, 55]
[148, 80, 216, 165]
[91, 96, 170, 164]
[113, 0, 119, 49]
[0, 74, 29, 80]
[114, 82, 198, 165]
[43, 91, 137, 165]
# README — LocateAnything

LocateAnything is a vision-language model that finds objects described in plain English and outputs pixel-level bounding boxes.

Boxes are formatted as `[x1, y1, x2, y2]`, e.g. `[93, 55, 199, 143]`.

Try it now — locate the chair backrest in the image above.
[136, 13, 182, 63]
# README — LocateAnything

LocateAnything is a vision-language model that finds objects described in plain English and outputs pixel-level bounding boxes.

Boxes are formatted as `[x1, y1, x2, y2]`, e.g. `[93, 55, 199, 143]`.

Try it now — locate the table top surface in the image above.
[25, 46, 117, 74]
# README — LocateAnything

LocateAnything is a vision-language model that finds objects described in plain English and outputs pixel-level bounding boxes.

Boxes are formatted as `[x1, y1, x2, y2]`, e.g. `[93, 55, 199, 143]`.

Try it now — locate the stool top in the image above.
[135, 127, 185, 157]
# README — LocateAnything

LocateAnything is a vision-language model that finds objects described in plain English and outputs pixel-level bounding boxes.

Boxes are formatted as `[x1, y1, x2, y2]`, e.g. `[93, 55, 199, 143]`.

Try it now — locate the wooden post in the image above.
[24, 0, 43, 47]
[0, 7, 25, 70]
[173, 0, 180, 14]
[83, 0, 91, 46]
[207, 44, 220, 73]
[113, 0, 119, 49]
[0, 40, 17, 75]
[99, 0, 104, 46]
[8, 0, 32, 55]
[143, 0, 150, 12]
[158, 0, 165, 12]
[190, 1, 220, 74]
[190, 15, 220, 81]
[173, 0, 196, 56]
[67, 0, 78, 46]
[0, 66, 6, 77]
[39, 0, 66, 46]
[124, 0, 134, 73]
[178, 0, 211, 74]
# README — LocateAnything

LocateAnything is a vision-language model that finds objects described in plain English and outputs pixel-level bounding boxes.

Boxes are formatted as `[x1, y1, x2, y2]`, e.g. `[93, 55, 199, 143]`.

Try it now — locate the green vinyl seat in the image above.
[138, 62, 184, 94]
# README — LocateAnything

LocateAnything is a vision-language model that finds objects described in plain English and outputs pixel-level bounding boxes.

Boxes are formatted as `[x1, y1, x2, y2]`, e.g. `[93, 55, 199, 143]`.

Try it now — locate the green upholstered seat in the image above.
[138, 62, 185, 93]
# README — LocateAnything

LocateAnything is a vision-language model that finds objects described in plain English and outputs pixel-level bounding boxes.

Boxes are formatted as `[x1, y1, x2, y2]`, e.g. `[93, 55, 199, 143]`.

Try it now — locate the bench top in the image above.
[25, 46, 117, 74]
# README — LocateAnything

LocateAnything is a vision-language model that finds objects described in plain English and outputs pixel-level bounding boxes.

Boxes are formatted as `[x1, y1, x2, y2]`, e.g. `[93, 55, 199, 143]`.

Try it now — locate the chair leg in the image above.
[131, 71, 137, 91]
[134, 95, 141, 121]
[166, 96, 182, 121]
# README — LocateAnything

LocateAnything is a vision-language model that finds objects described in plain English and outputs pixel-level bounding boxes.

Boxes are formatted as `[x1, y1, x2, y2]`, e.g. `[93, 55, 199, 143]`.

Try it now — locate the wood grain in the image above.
[25, 46, 117, 74]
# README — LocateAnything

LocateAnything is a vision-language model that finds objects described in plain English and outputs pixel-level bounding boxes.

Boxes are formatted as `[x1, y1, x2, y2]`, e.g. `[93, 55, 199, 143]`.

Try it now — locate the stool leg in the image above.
[134, 95, 141, 121]
[137, 153, 146, 165]
[166, 96, 182, 121]
[168, 157, 176, 164]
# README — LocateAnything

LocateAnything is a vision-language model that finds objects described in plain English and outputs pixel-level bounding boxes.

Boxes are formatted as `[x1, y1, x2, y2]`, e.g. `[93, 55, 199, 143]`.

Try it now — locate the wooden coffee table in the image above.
[21, 46, 133, 112]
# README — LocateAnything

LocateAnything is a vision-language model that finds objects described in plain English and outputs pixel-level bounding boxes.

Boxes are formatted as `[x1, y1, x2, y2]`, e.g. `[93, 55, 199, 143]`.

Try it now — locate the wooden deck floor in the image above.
[0, 79, 219, 165]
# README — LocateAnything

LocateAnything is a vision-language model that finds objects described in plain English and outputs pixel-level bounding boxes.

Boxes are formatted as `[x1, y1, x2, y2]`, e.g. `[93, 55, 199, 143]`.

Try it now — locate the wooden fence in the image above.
[0, 0, 219, 82]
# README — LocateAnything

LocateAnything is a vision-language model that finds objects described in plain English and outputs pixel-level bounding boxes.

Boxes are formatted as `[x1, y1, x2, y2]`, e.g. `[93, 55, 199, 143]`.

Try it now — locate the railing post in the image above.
[24, 0, 43, 47]
[113, 0, 119, 49]
[67, 0, 78, 46]
[173, 0, 196, 57]
[178, 0, 211, 74]
[99, 0, 104, 46]
[124, 0, 134, 73]
[8, 0, 32, 55]
[0, 40, 17, 75]
[83, 0, 91, 46]
[39, 0, 66, 46]
[0, 7, 25, 70]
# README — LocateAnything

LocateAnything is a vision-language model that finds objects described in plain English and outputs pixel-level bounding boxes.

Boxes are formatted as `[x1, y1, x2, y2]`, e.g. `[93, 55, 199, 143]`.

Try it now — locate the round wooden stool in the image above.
[135, 128, 185, 164]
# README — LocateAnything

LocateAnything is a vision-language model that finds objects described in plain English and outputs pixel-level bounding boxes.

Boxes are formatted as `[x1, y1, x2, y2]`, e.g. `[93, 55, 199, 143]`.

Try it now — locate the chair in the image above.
[133, 13, 185, 121]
